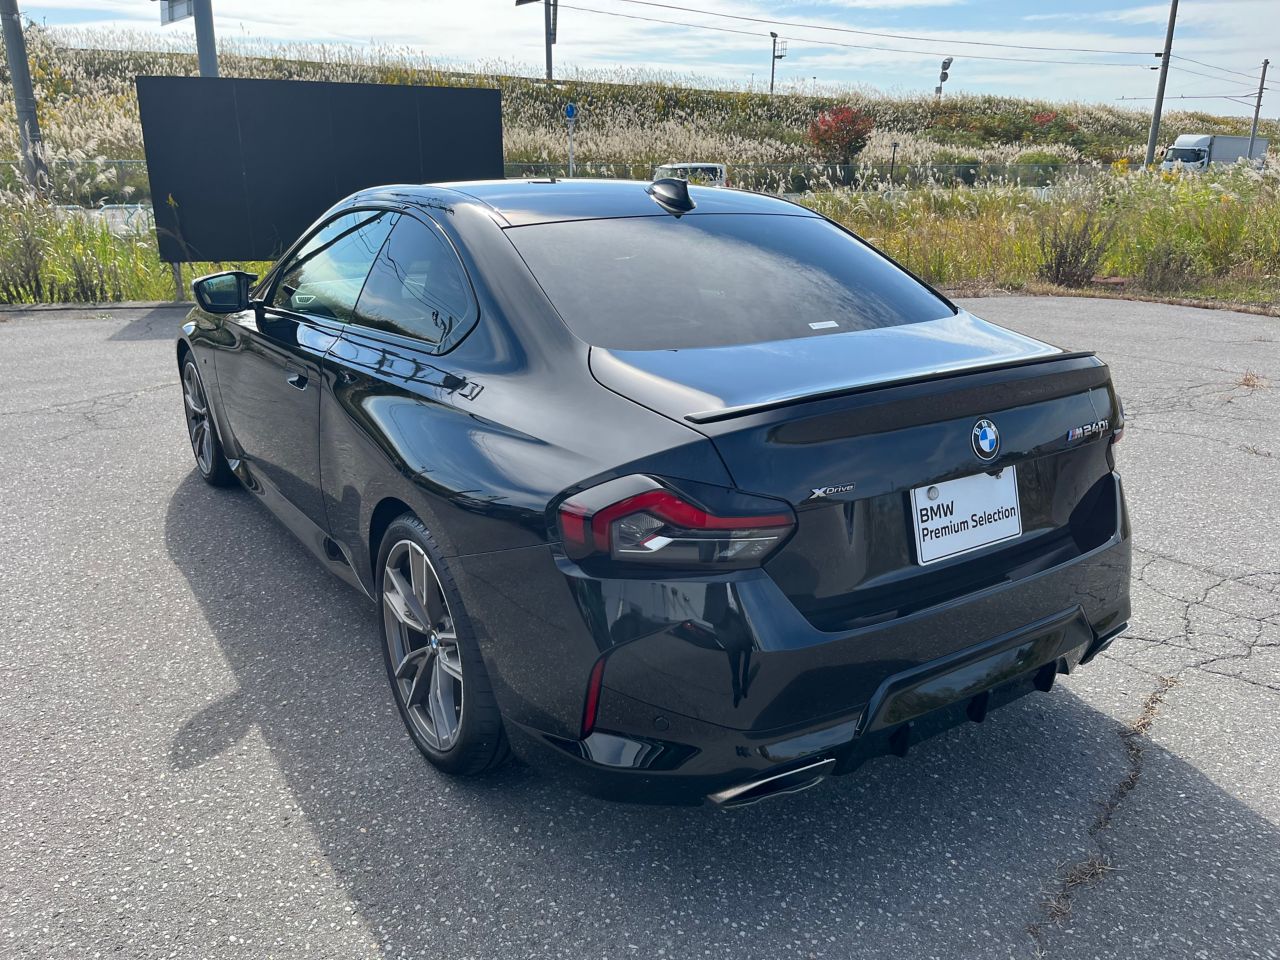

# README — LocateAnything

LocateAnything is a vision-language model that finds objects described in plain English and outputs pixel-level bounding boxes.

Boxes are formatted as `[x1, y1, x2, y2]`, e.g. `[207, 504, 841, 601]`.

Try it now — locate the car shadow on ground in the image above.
[163, 472, 1280, 958]
[106, 304, 191, 342]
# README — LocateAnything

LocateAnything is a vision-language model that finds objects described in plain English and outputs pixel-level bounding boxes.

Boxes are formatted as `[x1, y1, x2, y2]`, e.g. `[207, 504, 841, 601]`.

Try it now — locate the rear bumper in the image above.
[507, 606, 1126, 805]
[454, 476, 1131, 804]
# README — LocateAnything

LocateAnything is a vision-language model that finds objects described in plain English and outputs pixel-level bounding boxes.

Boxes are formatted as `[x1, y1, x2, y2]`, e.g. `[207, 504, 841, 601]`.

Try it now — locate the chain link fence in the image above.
[504, 161, 1103, 192]
[3, 158, 1103, 213]
[2, 159, 151, 206]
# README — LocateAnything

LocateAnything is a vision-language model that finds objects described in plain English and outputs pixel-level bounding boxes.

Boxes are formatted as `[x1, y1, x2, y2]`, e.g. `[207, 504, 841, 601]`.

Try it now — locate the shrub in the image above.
[806, 107, 875, 165]
[929, 149, 984, 185]
[1036, 207, 1116, 287]
[1191, 189, 1247, 277]
[1136, 238, 1202, 292]
[1015, 150, 1066, 167]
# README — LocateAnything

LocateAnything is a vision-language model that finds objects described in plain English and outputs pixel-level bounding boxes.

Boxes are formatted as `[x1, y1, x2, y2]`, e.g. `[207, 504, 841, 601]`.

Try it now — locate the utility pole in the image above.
[769, 32, 787, 95]
[514, 0, 557, 82]
[1248, 58, 1270, 163]
[0, 0, 48, 191]
[192, 0, 218, 77]
[156, 1, 218, 77]
[1144, 0, 1178, 166]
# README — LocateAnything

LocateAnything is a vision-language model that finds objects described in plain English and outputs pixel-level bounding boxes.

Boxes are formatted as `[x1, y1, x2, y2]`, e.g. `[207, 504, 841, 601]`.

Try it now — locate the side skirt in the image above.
[229, 458, 373, 600]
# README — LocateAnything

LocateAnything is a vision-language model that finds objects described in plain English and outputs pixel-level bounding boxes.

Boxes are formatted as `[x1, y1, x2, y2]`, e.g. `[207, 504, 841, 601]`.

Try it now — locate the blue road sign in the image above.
[564, 102, 577, 121]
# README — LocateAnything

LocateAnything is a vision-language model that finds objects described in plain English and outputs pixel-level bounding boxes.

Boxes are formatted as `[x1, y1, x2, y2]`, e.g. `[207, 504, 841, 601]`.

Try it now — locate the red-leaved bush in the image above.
[806, 107, 875, 165]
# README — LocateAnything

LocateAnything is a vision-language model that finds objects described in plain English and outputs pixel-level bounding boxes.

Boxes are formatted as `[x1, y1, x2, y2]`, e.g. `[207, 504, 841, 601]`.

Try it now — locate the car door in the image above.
[215, 208, 398, 533]
[316, 212, 484, 585]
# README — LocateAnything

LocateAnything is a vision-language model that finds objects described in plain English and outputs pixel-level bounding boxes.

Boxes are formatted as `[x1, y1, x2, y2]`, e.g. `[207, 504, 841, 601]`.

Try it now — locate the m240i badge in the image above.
[1067, 418, 1110, 442]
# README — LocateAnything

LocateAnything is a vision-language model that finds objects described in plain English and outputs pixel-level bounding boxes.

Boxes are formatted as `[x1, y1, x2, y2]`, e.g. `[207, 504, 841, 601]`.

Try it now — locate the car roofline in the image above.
[346, 178, 820, 228]
[344, 183, 514, 226]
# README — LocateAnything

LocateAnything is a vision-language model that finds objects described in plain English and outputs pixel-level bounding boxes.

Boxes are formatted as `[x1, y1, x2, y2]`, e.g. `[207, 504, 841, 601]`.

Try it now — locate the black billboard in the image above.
[136, 76, 503, 262]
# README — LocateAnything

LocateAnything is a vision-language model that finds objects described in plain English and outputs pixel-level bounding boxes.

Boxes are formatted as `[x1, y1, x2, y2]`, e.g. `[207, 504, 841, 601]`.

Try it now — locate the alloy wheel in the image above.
[182, 362, 215, 475]
[382, 539, 464, 751]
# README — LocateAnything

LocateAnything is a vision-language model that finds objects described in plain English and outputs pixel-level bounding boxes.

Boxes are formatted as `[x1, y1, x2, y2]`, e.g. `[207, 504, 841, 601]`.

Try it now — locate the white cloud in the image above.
[22, 0, 1273, 116]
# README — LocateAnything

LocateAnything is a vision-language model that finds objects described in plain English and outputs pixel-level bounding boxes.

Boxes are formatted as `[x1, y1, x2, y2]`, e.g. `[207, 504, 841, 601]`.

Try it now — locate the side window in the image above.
[269, 210, 398, 321]
[353, 215, 476, 348]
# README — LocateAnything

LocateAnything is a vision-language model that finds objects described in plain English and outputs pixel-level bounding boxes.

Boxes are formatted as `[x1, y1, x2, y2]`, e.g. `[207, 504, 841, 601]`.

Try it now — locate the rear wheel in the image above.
[181, 357, 234, 487]
[377, 515, 509, 775]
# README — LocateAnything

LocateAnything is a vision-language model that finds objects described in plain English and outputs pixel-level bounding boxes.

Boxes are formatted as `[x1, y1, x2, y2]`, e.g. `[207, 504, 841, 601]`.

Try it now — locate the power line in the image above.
[1170, 56, 1277, 95]
[558, 3, 1157, 68]
[1169, 54, 1261, 81]
[594, 0, 1158, 57]
[1118, 94, 1256, 100]
[1168, 63, 1263, 86]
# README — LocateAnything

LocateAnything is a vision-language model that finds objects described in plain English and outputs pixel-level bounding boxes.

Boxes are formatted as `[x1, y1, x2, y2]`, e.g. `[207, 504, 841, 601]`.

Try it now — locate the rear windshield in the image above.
[506, 213, 952, 350]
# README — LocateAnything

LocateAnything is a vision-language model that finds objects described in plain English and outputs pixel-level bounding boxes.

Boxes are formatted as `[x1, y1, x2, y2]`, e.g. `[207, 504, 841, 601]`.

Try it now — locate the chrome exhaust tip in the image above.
[708, 757, 836, 808]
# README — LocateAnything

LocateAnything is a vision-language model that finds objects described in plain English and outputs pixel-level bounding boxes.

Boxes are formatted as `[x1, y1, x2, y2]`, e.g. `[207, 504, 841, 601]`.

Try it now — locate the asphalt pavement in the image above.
[1, 296, 1277, 959]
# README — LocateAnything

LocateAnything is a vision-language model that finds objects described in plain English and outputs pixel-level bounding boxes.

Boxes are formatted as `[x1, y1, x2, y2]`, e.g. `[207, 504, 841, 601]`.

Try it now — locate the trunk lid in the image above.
[588, 310, 1063, 424]
[590, 319, 1121, 631]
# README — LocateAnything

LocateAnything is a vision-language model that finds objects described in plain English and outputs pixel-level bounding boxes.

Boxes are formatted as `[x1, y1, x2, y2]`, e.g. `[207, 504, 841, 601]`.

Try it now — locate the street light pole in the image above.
[543, 0, 553, 81]
[769, 32, 787, 95]
[515, 0, 558, 82]
[0, 0, 48, 191]
[1144, 0, 1179, 166]
[192, 0, 218, 77]
[1248, 58, 1270, 163]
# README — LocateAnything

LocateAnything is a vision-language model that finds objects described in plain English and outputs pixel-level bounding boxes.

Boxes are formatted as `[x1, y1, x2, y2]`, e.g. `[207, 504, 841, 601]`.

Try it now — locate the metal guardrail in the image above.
[53, 203, 155, 236]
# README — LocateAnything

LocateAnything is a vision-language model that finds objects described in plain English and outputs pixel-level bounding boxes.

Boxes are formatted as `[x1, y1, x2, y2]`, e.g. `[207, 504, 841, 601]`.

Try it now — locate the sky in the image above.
[19, 0, 1279, 115]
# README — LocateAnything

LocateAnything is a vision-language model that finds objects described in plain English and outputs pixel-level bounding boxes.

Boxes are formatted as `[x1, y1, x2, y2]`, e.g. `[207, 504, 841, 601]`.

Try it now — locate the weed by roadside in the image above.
[2, 164, 1279, 308]
[1035, 208, 1115, 288]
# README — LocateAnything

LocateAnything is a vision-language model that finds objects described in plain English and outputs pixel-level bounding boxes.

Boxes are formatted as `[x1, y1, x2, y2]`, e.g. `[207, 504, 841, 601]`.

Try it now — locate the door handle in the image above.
[287, 371, 309, 390]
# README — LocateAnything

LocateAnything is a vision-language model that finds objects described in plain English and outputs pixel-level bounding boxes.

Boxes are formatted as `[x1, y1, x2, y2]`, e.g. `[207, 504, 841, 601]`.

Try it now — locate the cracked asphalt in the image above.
[1, 296, 1277, 959]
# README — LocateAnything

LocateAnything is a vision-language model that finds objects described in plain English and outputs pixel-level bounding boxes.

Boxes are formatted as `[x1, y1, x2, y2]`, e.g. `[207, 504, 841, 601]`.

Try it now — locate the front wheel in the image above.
[181, 356, 234, 487]
[377, 515, 509, 776]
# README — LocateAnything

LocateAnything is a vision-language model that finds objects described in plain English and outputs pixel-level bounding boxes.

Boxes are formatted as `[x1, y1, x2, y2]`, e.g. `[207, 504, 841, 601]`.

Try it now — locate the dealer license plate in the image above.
[911, 467, 1022, 565]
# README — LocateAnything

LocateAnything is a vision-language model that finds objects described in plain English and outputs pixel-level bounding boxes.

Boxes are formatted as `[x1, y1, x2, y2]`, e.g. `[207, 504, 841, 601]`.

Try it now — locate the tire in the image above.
[180, 356, 235, 487]
[376, 514, 510, 776]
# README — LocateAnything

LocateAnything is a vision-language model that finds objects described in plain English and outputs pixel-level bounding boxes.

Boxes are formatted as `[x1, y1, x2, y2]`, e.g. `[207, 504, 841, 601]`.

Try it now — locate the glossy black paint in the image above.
[179, 179, 1131, 804]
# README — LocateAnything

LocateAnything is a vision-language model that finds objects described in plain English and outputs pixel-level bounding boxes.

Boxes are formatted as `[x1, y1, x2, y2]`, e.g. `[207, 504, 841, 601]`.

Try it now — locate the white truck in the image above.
[1161, 134, 1269, 172]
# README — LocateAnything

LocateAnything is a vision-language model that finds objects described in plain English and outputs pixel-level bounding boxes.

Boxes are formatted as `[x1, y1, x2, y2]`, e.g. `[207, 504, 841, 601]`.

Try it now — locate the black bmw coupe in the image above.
[178, 178, 1130, 805]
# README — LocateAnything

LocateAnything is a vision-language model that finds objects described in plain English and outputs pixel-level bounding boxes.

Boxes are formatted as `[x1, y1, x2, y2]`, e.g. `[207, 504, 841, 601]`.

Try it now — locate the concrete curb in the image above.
[0, 301, 192, 314]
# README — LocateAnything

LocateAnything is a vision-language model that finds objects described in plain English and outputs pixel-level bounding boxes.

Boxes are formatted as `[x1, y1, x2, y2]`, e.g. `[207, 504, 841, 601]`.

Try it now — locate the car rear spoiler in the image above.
[685, 351, 1101, 425]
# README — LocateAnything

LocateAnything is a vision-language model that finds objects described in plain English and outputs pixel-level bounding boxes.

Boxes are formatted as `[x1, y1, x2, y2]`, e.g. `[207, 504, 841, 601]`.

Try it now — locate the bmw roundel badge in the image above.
[972, 419, 1000, 460]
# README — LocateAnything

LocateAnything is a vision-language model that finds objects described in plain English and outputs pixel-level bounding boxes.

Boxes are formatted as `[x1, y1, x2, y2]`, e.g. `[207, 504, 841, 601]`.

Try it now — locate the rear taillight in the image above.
[1112, 397, 1125, 444]
[558, 475, 795, 569]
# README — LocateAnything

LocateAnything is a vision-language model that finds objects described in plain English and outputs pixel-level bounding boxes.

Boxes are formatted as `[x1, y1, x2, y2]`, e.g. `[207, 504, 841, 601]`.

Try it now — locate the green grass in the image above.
[0, 195, 266, 303]
[3, 166, 1276, 309]
[806, 167, 1280, 309]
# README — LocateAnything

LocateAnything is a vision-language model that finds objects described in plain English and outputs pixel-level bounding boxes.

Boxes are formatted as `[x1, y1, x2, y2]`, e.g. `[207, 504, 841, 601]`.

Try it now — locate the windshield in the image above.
[506, 213, 953, 350]
[1167, 147, 1206, 162]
